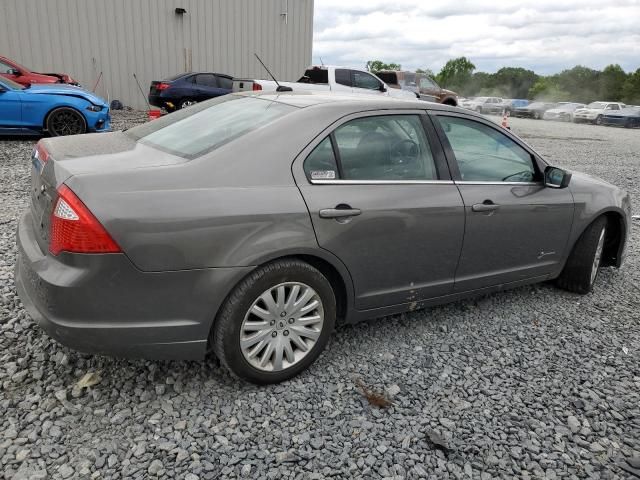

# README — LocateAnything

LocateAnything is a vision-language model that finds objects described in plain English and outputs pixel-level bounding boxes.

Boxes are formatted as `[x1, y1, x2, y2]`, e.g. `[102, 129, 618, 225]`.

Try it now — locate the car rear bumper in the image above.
[15, 210, 253, 360]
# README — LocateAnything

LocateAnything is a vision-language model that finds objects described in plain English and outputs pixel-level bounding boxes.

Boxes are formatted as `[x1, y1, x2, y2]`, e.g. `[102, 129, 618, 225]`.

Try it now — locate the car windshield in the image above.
[0, 76, 26, 90]
[475, 97, 488, 102]
[527, 102, 545, 108]
[587, 102, 607, 109]
[126, 95, 296, 159]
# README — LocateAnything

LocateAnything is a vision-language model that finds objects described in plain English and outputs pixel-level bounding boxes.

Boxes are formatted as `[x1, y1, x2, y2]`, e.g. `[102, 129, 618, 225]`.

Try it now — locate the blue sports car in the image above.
[0, 76, 110, 136]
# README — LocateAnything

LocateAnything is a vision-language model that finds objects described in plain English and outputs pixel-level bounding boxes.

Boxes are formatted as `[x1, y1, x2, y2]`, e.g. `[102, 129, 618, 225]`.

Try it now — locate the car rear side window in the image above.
[335, 69, 352, 87]
[195, 74, 218, 87]
[126, 96, 296, 159]
[304, 137, 339, 181]
[436, 116, 537, 183]
[217, 75, 233, 89]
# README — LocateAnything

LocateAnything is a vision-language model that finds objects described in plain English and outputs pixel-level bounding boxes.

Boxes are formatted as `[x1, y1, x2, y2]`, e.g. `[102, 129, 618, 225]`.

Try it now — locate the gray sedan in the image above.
[15, 92, 631, 384]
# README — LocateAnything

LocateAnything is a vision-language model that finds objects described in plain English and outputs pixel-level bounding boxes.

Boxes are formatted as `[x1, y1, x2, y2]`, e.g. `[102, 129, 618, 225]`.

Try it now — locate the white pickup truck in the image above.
[233, 65, 418, 100]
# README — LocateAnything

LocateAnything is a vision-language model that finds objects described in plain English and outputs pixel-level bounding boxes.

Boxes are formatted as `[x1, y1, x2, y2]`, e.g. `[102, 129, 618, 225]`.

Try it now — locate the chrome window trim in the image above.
[309, 179, 455, 185]
[455, 181, 542, 186]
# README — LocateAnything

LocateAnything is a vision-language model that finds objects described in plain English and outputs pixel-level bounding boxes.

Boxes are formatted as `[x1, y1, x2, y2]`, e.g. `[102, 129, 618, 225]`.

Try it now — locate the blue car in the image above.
[0, 76, 110, 136]
[148, 72, 233, 112]
[602, 106, 640, 128]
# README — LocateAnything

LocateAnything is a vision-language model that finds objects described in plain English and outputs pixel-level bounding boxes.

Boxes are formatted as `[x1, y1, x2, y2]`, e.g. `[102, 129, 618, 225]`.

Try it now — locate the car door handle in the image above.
[319, 207, 362, 218]
[472, 202, 500, 212]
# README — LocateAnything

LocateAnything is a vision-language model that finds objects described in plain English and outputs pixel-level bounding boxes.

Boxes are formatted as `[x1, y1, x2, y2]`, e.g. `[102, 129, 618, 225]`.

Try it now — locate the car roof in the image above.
[233, 90, 469, 114]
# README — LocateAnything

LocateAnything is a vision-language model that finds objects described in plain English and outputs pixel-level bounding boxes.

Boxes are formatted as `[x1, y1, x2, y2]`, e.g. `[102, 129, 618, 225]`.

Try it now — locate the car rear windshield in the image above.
[299, 68, 329, 84]
[125, 95, 296, 159]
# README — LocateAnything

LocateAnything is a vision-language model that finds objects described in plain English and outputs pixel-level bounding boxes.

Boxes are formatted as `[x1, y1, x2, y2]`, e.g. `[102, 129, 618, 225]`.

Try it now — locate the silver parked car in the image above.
[15, 92, 631, 384]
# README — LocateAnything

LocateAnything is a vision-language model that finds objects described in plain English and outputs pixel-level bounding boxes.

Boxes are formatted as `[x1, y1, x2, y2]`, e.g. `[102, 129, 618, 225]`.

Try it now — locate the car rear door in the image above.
[431, 112, 574, 291]
[294, 110, 465, 310]
[194, 74, 227, 101]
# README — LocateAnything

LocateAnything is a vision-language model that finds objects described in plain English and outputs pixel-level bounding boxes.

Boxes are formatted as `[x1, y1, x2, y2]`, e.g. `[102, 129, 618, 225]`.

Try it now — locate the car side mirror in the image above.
[8, 69, 20, 76]
[545, 166, 571, 189]
[379, 84, 387, 93]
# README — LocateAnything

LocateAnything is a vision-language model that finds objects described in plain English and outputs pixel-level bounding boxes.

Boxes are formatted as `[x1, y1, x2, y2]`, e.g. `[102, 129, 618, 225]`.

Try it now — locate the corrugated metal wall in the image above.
[0, 0, 314, 109]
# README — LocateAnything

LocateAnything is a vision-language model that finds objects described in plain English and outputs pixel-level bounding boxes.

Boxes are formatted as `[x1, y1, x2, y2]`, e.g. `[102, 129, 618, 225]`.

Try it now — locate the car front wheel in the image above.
[212, 259, 336, 384]
[595, 115, 603, 125]
[46, 107, 87, 136]
[556, 217, 607, 294]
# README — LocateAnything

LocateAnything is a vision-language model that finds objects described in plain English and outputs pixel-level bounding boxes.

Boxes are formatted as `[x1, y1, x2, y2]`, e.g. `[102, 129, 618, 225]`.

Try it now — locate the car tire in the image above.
[624, 119, 632, 129]
[212, 259, 336, 384]
[533, 111, 541, 120]
[46, 107, 87, 137]
[595, 115, 603, 126]
[180, 98, 198, 109]
[556, 217, 607, 294]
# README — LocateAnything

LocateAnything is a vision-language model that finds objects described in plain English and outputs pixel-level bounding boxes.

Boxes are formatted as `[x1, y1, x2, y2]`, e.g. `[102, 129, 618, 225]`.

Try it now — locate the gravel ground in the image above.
[1, 111, 639, 480]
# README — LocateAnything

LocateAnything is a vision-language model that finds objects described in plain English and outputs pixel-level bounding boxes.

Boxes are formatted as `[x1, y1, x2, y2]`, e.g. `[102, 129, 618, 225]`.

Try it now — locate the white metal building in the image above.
[0, 0, 314, 108]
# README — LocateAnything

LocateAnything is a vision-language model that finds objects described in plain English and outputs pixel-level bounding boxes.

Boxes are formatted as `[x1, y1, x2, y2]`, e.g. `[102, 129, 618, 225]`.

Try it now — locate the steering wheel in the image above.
[390, 139, 419, 164]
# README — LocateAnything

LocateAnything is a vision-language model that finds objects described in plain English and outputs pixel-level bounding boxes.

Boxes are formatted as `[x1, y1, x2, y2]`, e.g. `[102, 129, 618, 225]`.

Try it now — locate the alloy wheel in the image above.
[181, 100, 197, 109]
[240, 282, 324, 372]
[49, 110, 86, 136]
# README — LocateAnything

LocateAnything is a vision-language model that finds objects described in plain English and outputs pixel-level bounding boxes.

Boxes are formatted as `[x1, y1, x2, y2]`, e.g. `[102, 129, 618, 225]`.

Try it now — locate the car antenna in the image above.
[254, 53, 292, 92]
[319, 57, 325, 66]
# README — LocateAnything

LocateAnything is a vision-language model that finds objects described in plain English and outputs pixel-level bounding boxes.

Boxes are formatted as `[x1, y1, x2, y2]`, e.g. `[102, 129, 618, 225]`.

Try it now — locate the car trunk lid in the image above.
[29, 132, 185, 252]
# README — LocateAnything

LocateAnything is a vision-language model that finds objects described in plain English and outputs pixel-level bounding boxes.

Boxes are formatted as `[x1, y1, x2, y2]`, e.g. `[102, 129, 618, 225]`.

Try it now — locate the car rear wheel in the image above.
[556, 217, 607, 294]
[595, 115, 603, 125]
[46, 107, 87, 136]
[180, 99, 197, 109]
[212, 259, 336, 384]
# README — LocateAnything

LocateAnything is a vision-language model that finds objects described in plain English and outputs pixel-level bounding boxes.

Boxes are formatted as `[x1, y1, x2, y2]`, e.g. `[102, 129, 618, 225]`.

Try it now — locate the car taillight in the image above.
[252, 83, 262, 91]
[156, 82, 171, 90]
[33, 141, 50, 165]
[49, 185, 121, 256]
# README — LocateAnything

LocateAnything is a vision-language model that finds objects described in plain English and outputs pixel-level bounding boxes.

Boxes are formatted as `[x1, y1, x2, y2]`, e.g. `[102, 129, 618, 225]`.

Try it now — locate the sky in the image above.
[312, 0, 640, 75]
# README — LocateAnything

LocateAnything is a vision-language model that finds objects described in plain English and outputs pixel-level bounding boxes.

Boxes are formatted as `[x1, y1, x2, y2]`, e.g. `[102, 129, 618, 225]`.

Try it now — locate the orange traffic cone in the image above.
[501, 110, 510, 129]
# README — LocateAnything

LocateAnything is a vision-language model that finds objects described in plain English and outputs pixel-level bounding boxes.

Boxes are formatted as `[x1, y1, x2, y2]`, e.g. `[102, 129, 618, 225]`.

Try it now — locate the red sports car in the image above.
[0, 55, 79, 87]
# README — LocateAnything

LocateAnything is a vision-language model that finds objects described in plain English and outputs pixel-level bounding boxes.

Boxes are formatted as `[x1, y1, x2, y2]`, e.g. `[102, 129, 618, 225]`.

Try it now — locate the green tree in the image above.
[436, 57, 476, 91]
[555, 66, 601, 103]
[415, 68, 434, 77]
[527, 77, 571, 101]
[622, 68, 640, 104]
[492, 67, 538, 99]
[599, 64, 628, 101]
[366, 60, 401, 73]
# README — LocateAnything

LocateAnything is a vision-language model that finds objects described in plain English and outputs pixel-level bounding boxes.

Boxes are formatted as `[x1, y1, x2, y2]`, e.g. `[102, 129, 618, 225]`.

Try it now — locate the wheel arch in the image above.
[210, 249, 356, 339]
[566, 210, 627, 269]
[43, 105, 87, 133]
[601, 210, 627, 267]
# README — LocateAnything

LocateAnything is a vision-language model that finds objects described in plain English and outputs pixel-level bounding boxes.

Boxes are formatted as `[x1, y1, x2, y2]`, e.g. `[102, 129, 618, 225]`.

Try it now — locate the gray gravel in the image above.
[1, 111, 639, 480]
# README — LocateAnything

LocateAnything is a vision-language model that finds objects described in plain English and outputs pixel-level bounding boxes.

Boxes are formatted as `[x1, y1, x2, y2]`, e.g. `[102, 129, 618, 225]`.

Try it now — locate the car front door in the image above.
[0, 83, 23, 129]
[432, 112, 574, 291]
[351, 71, 385, 96]
[294, 111, 465, 310]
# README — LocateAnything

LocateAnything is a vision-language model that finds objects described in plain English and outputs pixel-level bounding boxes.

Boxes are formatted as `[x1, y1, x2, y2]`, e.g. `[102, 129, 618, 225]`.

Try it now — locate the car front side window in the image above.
[352, 71, 382, 90]
[437, 116, 537, 183]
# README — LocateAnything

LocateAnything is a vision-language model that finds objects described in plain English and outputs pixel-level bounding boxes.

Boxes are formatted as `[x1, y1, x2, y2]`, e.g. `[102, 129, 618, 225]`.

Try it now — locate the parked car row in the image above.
[460, 96, 639, 127]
